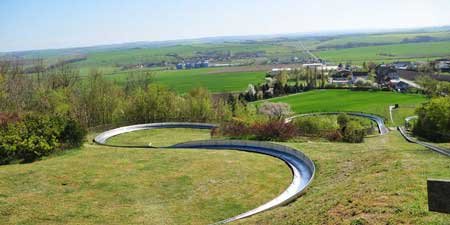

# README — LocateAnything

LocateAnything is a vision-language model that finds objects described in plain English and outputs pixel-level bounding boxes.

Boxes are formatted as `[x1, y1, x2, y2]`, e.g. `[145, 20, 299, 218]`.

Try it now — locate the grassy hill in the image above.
[1, 127, 449, 224]
[238, 132, 450, 225]
[265, 90, 427, 123]
[0, 129, 291, 225]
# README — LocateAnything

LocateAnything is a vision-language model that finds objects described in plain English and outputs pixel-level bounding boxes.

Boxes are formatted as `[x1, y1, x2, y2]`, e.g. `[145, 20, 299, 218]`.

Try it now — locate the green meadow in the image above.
[265, 90, 427, 122]
[106, 68, 266, 93]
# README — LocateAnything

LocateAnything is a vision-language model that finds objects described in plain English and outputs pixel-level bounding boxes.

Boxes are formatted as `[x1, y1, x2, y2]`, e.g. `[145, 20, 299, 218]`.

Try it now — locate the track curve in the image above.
[286, 112, 389, 135]
[398, 117, 450, 157]
[94, 122, 315, 224]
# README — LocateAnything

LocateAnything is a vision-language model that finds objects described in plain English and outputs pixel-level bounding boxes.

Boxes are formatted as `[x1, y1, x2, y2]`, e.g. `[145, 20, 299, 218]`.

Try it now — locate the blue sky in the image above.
[1, 0, 450, 52]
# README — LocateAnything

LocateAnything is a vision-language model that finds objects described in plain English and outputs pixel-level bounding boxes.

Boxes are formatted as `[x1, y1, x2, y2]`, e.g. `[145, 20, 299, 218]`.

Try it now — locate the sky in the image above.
[1, 0, 450, 52]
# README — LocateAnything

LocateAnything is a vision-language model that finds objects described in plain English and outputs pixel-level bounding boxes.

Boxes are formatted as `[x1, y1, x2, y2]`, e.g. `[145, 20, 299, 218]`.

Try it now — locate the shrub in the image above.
[0, 114, 63, 163]
[324, 130, 343, 142]
[294, 116, 338, 136]
[294, 117, 321, 135]
[0, 113, 87, 164]
[59, 119, 87, 148]
[251, 120, 297, 141]
[413, 97, 450, 142]
[342, 121, 366, 143]
[337, 113, 350, 128]
[219, 119, 250, 138]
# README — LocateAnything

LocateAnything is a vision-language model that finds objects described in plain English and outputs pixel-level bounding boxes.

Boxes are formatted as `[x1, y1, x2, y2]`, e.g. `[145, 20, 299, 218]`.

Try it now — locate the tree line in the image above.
[0, 60, 235, 129]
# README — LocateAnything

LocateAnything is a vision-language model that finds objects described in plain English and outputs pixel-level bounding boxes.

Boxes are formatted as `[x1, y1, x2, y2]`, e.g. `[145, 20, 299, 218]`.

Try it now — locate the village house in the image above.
[434, 59, 450, 73]
[330, 69, 352, 85]
[375, 64, 400, 85]
[392, 61, 412, 70]
[270, 68, 292, 76]
[351, 71, 369, 83]
[394, 81, 410, 92]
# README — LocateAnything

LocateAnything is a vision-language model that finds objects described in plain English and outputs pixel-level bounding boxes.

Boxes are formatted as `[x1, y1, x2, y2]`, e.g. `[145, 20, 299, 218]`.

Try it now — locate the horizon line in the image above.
[1, 24, 450, 54]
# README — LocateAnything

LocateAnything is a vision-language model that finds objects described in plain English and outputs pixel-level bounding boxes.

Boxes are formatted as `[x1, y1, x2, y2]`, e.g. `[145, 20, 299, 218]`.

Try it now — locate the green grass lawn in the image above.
[1, 129, 449, 224]
[0, 143, 291, 224]
[391, 105, 419, 126]
[265, 90, 427, 123]
[106, 68, 266, 93]
[238, 132, 450, 225]
[107, 128, 212, 147]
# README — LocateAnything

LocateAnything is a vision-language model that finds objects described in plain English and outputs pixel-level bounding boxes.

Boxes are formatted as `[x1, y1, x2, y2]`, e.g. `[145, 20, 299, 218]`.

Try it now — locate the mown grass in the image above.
[1, 126, 449, 224]
[238, 132, 450, 225]
[391, 105, 419, 126]
[0, 137, 291, 224]
[107, 128, 212, 147]
[265, 90, 427, 123]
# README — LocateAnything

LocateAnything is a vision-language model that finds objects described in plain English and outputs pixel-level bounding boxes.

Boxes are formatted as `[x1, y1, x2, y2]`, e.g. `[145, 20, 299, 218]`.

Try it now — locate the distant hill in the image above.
[2, 25, 449, 60]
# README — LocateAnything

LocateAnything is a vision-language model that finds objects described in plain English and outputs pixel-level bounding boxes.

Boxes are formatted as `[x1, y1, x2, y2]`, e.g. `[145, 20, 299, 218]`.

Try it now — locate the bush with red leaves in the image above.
[219, 119, 251, 137]
[250, 120, 297, 141]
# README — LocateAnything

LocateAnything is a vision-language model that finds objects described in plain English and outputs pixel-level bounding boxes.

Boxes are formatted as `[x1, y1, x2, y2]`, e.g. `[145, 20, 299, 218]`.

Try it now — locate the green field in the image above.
[73, 42, 296, 69]
[310, 32, 450, 49]
[315, 40, 450, 63]
[265, 90, 427, 123]
[106, 68, 266, 93]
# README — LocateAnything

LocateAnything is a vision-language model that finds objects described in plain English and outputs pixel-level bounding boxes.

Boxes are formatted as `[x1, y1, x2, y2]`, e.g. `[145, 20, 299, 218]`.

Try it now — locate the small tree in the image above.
[258, 102, 293, 120]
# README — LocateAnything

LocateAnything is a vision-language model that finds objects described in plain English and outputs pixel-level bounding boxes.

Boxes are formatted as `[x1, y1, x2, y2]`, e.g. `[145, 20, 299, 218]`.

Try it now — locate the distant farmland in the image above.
[106, 68, 266, 93]
[315, 40, 450, 63]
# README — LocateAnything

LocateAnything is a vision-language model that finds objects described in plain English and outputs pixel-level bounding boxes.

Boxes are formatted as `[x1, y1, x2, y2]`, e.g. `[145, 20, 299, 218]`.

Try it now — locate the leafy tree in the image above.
[413, 97, 450, 142]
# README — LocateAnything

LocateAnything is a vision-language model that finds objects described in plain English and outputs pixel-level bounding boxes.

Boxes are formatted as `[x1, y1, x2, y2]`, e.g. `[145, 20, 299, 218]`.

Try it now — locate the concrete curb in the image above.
[93, 122, 315, 224]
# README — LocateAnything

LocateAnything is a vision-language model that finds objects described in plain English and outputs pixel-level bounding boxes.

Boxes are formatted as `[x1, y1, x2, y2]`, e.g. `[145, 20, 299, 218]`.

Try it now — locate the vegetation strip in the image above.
[286, 112, 389, 135]
[94, 122, 315, 224]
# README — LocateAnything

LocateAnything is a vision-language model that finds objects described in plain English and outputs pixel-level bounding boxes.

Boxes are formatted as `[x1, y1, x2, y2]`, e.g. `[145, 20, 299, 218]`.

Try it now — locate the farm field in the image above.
[106, 68, 266, 93]
[309, 31, 450, 49]
[315, 40, 450, 63]
[72, 42, 297, 69]
[265, 90, 427, 123]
